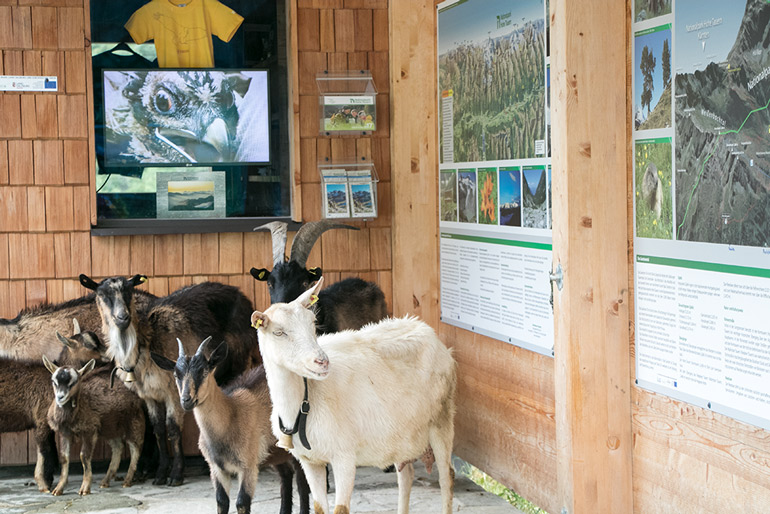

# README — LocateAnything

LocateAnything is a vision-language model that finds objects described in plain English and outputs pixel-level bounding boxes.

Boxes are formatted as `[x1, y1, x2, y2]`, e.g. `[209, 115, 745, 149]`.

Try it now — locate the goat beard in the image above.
[108, 323, 139, 370]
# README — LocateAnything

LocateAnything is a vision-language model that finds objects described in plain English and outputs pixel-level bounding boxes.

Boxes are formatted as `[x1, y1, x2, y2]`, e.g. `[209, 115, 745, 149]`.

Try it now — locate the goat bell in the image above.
[124, 370, 137, 383]
[277, 433, 294, 450]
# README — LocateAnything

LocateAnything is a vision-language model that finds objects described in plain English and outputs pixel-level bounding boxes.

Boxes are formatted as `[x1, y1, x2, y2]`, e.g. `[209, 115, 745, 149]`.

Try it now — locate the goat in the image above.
[0, 290, 156, 362]
[251, 220, 388, 334]
[78, 274, 261, 486]
[152, 337, 310, 514]
[43, 355, 145, 496]
[250, 278, 457, 514]
[0, 321, 111, 493]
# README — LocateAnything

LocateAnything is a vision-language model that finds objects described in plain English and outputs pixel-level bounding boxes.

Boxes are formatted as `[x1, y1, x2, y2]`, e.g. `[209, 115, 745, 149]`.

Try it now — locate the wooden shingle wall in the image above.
[0, 0, 392, 464]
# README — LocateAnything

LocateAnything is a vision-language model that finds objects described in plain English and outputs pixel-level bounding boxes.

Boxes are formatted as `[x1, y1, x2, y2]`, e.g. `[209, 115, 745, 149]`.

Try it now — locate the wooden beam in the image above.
[550, 1, 632, 513]
[388, 0, 438, 324]
[288, 0, 303, 221]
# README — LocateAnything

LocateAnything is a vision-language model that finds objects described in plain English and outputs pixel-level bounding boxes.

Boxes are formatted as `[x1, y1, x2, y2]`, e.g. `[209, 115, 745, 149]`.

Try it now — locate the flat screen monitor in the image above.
[102, 69, 270, 167]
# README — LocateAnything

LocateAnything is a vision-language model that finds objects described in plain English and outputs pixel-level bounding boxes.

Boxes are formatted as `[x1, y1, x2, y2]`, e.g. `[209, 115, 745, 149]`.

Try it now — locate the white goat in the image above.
[251, 277, 456, 514]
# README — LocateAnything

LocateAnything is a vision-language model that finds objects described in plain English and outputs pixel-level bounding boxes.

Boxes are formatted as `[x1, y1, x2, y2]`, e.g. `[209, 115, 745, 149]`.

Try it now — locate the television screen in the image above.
[103, 69, 270, 167]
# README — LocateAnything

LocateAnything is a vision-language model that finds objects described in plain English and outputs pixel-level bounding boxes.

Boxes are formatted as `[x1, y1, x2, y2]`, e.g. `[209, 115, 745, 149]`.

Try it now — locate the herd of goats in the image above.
[0, 220, 458, 514]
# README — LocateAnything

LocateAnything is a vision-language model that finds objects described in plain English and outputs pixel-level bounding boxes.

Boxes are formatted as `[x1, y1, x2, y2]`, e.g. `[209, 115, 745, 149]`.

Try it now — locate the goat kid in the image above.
[251, 278, 457, 514]
[152, 337, 310, 514]
[251, 220, 387, 334]
[0, 321, 110, 493]
[43, 355, 145, 496]
[78, 273, 261, 486]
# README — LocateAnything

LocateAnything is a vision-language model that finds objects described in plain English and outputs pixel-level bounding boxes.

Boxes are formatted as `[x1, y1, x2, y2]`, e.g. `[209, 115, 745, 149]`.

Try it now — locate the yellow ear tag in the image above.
[258, 271, 265, 279]
[140, 276, 148, 283]
[252, 319, 263, 329]
[309, 294, 319, 306]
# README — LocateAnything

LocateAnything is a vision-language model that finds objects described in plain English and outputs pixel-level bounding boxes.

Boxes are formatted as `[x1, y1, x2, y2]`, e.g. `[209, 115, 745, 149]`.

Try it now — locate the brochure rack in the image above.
[318, 162, 379, 220]
[317, 71, 377, 136]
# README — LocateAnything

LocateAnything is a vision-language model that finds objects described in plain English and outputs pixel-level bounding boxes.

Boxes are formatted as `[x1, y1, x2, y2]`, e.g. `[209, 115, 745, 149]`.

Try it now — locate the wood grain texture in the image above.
[0, 234, 9, 279]
[297, 8, 320, 51]
[0, 141, 7, 185]
[389, 0, 437, 323]
[550, 1, 632, 513]
[32, 139, 63, 184]
[62, 139, 88, 184]
[26, 185, 46, 232]
[56, 94, 87, 138]
[0, 187, 28, 232]
[444, 325, 559, 514]
[44, 185, 73, 232]
[8, 140, 33, 184]
[12, 5, 32, 49]
[0, 95, 21, 138]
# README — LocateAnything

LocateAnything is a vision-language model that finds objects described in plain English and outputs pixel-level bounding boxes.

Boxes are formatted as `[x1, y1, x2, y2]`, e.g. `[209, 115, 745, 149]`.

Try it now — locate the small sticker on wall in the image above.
[0, 76, 58, 92]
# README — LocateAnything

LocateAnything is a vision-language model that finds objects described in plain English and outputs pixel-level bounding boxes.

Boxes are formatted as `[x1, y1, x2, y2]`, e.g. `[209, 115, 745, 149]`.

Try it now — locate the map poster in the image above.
[633, 0, 770, 430]
[437, 0, 553, 357]
[438, 0, 545, 164]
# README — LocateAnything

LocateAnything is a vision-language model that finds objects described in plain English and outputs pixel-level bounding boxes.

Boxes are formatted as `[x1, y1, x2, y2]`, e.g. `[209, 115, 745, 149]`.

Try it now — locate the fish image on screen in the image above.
[103, 70, 270, 166]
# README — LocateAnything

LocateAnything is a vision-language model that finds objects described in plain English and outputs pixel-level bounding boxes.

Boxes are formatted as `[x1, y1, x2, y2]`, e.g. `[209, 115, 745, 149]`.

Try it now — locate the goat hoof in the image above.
[78, 487, 91, 496]
[152, 477, 166, 486]
[122, 481, 133, 488]
[99, 482, 110, 489]
[51, 488, 64, 496]
[167, 477, 184, 487]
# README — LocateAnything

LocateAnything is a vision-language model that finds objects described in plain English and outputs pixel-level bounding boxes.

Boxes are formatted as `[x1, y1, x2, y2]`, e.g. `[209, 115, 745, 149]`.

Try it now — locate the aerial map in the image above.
[674, 0, 770, 247]
[438, 0, 545, 162]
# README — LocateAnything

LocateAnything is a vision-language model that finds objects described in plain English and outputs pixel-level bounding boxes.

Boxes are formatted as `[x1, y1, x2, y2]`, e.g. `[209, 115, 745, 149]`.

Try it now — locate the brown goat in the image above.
[43, 355, 145, 496]
[79, 274, 261, 486]
[152, 337, 309, 514]
[0, 323, 112, 493]
[0, 291, 156, 361]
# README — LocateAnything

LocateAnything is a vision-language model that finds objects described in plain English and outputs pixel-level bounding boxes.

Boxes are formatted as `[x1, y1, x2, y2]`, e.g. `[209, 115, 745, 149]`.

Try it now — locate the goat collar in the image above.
[278, 377, 312, 450]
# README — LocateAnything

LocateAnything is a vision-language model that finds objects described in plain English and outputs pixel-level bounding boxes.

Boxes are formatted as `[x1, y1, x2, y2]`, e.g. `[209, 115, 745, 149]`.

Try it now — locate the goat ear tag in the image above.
[140, 276, 147, 283]
[277, 433, 293, 450]
[309, 294, 319, 306]
[258, 271, 266, 279]
[252, 319, 263, 329]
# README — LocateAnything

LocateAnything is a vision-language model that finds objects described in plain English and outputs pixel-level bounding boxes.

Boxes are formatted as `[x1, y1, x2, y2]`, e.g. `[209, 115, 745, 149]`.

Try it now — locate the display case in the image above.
[316, 71, 377, 136]
[318, 162, 378, 220]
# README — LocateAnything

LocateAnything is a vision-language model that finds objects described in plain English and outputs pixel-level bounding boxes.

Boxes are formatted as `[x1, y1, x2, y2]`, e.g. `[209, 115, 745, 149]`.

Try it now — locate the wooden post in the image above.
[388, 0, 439, 324]
[550, 1, 633, 513]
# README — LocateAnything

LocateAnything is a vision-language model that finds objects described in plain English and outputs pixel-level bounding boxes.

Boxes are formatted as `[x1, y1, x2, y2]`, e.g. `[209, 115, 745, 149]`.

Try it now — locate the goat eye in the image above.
[273, 330, 284, 337]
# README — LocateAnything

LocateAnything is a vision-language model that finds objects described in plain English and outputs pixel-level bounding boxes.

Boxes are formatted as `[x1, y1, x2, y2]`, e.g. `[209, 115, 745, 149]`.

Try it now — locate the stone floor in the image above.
[0, 457, 524, 513]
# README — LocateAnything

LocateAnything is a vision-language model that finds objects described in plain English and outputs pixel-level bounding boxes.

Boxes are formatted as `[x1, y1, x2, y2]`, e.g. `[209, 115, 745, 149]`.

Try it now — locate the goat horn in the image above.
[290, 220, 359, 269]
[72, 318, 81, 335]
[254, 221, 288, 267]
[195, 336, 214, 357]
[177, 338, 186, 359]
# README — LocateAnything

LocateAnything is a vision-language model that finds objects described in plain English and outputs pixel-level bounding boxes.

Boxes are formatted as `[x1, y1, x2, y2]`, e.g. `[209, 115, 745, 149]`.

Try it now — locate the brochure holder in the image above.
[318, 162, 378, 220]
[317, 71, 377, 135]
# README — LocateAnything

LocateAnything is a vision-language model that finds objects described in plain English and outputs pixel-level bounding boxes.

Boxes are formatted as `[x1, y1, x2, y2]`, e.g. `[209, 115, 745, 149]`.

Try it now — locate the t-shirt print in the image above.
[125, 0, 243, 68]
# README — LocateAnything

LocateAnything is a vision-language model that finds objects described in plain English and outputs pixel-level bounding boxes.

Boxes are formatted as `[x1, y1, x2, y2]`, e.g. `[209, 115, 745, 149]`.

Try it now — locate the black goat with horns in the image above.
[250, 220, 388, 333]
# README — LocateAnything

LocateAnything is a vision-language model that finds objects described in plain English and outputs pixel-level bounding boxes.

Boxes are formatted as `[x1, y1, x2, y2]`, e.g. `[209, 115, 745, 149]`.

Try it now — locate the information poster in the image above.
[437, 0, 553, 356]
[633, 0, 770, 429]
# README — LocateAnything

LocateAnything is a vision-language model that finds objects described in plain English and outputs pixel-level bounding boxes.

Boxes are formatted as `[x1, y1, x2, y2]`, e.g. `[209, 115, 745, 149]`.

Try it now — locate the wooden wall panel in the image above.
[0, 0, 393, 467]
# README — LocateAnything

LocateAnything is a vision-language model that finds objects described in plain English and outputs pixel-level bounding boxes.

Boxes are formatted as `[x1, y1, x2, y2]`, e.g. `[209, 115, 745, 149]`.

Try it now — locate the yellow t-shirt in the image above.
[125, 0, 243, 68]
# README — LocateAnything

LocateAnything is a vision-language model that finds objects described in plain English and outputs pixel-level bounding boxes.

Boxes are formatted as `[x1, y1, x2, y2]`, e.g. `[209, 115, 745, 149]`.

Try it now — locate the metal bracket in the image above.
[549, 263, 564, 291]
